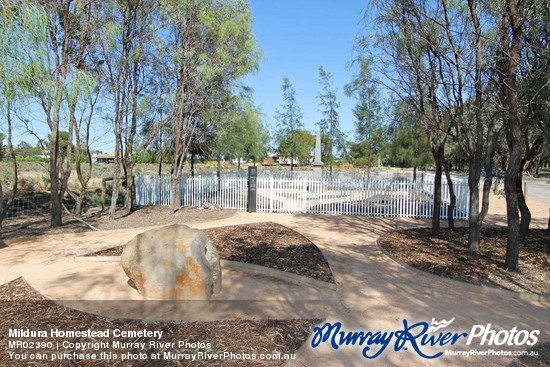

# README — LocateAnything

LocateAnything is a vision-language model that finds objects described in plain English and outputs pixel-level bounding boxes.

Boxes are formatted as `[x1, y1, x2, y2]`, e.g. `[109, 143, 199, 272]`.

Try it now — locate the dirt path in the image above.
[1, 210, 548, 366]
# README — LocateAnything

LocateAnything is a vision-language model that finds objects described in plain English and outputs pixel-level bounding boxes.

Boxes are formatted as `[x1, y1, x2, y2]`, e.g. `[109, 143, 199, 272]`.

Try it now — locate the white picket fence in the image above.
[135, 175, 248, 210]
[256, 177, 469, 219]
[422, 173, 470, 219]
[135, 175, 470, 219]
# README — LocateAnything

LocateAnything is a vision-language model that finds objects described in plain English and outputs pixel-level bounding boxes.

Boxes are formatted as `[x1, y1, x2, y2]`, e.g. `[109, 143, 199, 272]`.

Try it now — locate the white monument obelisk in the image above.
[312, 129, 323, 178]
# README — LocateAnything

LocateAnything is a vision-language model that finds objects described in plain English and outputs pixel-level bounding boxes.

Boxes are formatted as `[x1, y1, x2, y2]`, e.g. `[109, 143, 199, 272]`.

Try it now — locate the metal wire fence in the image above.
[2, 190, 106, 221]
[3, 194, 51, 220]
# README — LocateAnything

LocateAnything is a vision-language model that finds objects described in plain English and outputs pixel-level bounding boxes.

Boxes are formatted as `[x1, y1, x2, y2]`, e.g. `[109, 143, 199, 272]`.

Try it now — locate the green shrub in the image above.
[354, 157, 376, 167]
[16, 156, 49, 162]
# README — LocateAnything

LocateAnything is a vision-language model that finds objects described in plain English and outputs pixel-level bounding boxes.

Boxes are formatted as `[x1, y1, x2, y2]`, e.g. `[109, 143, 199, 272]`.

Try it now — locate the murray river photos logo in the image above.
[310, 318, 540, 359]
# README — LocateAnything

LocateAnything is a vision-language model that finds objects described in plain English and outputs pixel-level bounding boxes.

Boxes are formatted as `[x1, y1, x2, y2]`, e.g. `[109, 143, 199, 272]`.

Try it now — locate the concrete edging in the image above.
[274, 222, 337, 286]
[221, 260, 337, 291]
[73, 256, 337, 291]
[377, 240, 550, 303]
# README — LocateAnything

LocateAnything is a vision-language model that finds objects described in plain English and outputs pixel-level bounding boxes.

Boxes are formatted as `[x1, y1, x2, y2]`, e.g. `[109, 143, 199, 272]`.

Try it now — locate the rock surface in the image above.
[121, 224, 221, 299]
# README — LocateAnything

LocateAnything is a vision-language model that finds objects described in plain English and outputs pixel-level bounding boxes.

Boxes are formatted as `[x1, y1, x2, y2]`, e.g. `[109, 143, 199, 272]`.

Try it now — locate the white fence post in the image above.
[302, 178, 307, 213]
[269, 176, 274, 213]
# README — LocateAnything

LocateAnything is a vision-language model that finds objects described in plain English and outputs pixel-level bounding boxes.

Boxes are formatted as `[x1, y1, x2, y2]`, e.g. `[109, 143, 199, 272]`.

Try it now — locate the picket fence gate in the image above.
[135, 174, 470, 219]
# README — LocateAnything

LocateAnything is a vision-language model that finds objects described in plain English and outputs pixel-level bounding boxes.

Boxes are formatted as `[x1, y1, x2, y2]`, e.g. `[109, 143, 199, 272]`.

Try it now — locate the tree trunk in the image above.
[465, 0, 485, 251]
[443, 161, 456, 230]
[413, 167, 417, 182]
[72, 136, 93, 219]
[503, 0, 524, 273]
[0, 104, 18, 234]
[158, 155, 163, 176]
[0, 186, 3, 233]
[0, 192, 3, 233]
[516, 173, 530, 240]
[191, 152, 195, 177]
[217, 158, 221, 193]
[125, 162, 135, 213]
[109, 140, 122, 220]
[515, 135, 544, 239]
[74, 192, 84, 219]
[48, 38, 67, 228]
[467, 163, 481, 250]
[432, 158, 442, 236]
[49, 132, 63, 227]
[504, 162, 521, 271]
[157, 129, 163, 176]
[170, 175, 180, 214]
[504, 99, 523, 271]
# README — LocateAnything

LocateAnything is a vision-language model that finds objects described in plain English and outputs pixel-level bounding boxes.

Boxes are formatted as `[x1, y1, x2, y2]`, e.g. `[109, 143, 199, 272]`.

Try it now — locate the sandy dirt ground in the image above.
[1, 182, 549, 367]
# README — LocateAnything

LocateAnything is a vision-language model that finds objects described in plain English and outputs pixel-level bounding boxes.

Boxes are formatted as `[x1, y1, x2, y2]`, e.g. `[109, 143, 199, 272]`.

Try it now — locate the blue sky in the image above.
[243, 0, 368, 142]
[9, 1, 369, 153]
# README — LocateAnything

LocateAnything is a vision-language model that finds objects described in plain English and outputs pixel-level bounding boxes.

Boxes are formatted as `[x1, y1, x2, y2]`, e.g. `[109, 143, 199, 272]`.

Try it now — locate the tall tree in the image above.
[159, 0, 260, 213]
[0, 119, 16, 234]
[62, 2, 102, 219]
[277, 130, 315, 166]
[140, 62, 172, 175]
[101, 0, 155, 219]
[345, 57, 384, 172]
[223, 92, 269, 168]
[495, 0, 550, 270]
[415, 0, 502, 250]
[317, 66, 344, 178]
[0, 3, 24, 232]
[0, 133, 4, 161]
[345, 58, 382, 143]
[121, 0, 156, 213]
[367, 0, 458, 235]
[275, 77, 303, 172]
[68, 82, 102, 217]
[3, 1, 97, 227]
[386, 100, 432, 180]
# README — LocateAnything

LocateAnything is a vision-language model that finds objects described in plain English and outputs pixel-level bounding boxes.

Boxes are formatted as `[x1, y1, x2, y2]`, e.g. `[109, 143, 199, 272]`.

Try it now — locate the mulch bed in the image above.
[509, 342, 550, 367]
[379, 227, 549, 295]
[2, 206, 237, 242]
[0, 278, 320, 366]
[83, 222, 335, 284]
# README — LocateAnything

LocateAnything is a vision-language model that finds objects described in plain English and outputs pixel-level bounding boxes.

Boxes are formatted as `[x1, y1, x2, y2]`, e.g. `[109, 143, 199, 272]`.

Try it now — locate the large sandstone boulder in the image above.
[121, 224, 221, 300]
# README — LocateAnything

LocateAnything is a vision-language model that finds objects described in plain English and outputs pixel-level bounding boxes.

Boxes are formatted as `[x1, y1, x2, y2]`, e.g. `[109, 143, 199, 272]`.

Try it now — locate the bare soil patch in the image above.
[0, 278, 319, 366]
[3, 206, 236, 242]
[379, 227, 549, 296]
[83, 222, 334, 284]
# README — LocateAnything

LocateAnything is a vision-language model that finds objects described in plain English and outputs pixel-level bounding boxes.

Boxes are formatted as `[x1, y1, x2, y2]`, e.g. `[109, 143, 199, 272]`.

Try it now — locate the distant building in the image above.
[92, 152, 116, 164]
[262, 155, 277, 166]
[261, 155, 314, 166]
